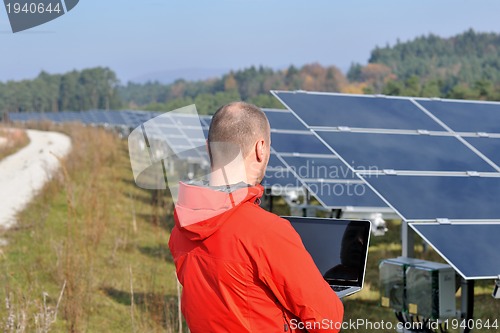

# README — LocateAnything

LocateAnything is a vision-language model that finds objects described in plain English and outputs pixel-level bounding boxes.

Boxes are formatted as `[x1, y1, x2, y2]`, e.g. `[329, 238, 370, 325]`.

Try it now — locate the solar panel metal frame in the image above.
[261, 108, 393, 211]
[314, 130, 498, 173]
[269, 145, 392, 211]
[271, 90, 449, 132]
[414, 97, 500, 136]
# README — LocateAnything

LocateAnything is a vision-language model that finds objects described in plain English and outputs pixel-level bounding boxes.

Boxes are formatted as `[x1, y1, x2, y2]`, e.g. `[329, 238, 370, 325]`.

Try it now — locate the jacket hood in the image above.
[174, 181, 264, 241]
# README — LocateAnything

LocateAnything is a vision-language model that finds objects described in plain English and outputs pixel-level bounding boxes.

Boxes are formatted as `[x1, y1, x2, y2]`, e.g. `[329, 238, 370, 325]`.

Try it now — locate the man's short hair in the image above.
[208, 102, 270, 166]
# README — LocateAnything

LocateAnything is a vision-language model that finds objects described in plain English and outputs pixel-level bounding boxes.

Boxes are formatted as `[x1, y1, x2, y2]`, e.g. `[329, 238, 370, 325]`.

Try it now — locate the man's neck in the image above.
[209, 166, 251, 187]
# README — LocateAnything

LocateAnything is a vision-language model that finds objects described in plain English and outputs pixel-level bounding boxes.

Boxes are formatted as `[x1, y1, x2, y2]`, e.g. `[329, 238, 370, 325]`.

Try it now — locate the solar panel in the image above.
[410, 223, 500, 279]
[268, 153, 286, 169]
[158, 126, 185, 137]
[165, 137, 190, 147]
[106, 111, 124, 126]
[199, 115, 212, 128]
[122, 112, 141, 128]
[273, 91, 445, 131]
[149, 115, 175, 127]
[274, 90, 500, 286]
[464, 137, 500, 168]
[280, 155, 358, 180]
[275, 90, 500, 220]
[94, 112, 109, 124]
[262, 168, 302, 189]
[271, 132, 332, 155]
[182, 128, 207, 139]
[365, 175, 500, 221]
[417, 99, 500, 134]
[264, 109, 308, 131]
[87, 111, 101, 124]
[6, 105, 390, 210]
[316, 131, 497, 172]
[170, 114, 204, 127]
[264, 109, 390, 209]
[304, 180, 388, 208]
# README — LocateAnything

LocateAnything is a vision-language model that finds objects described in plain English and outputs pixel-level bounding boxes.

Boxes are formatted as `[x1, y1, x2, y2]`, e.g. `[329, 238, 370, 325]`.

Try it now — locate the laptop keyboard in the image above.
[332, 286, 349, 292]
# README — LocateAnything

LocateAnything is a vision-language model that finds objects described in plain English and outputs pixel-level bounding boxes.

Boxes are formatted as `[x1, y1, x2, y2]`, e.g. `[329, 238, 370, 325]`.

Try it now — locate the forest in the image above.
[3, 29, 500, 116]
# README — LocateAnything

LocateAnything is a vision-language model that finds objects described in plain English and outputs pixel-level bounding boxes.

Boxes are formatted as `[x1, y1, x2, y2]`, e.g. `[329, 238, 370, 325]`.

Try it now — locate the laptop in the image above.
[284, 217, 371, 298]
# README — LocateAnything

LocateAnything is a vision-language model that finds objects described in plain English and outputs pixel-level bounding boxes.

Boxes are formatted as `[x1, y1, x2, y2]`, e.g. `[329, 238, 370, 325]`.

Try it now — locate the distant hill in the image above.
[369, 29, 500, 83]
[348, 29, 500, 99]
[118, 63, 348, 114]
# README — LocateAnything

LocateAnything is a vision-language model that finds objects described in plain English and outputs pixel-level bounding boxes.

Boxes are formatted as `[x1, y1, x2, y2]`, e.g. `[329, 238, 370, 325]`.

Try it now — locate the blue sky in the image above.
[2, 0, 500, 83]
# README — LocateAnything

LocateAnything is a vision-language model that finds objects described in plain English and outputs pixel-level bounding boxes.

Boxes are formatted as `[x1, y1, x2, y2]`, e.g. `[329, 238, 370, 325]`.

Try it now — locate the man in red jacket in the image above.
[169, 102, 344, 332]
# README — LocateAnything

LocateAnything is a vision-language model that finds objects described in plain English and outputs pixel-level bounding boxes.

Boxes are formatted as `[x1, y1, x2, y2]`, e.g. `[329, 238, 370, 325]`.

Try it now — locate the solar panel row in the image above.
[272, 90, 500, 279]
[273, 91, 500, 222]
[9, 108, 393, 212]
[263, 109, 390, 210]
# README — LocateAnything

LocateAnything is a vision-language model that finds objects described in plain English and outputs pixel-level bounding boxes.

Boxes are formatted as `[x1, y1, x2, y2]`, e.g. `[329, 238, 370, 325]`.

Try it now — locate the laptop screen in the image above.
[285, 217, 371, 287]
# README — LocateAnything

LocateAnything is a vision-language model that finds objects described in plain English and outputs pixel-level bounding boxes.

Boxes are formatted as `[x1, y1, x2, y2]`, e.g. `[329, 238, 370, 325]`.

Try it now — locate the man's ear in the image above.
[255, 139, 265, 162]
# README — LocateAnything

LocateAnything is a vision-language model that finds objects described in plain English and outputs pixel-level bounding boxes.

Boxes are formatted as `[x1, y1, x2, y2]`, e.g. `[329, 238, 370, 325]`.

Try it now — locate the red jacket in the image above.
[168, 182, 343, 332]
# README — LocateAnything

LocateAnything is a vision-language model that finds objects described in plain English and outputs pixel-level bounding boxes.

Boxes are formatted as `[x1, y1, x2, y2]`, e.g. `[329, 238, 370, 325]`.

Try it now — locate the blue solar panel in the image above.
[122, 113, 140, 127]
[149, 115, 174, 127]
[157, 126, 184, 137]
[281, 155, 358, 180]
[366, 175, 500, 221]
[304, 181, 388, 208]
[182, 128, 206, 140]
[411, 223, 500, 279]
[170, 114, 204, 127]
[262, 169, 302, 188]
[95, 112, 109, 123]
[273, 91, 445, 131]
[417, 99, 500, 134]
[87, 111, 100, 124]
[316, 131, 496, 172]
[271, 132, 332, 155]
[166, 137, 191, 147]
[264, 109, 307, 131]
[268, 154, 286, 169]
[199, 115, 212, 128]
[106, 111, 125, 125]
[464, 137, 500, 168]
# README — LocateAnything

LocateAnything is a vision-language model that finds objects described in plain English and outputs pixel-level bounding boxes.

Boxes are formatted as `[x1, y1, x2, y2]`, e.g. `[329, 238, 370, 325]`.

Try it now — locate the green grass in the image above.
[1, 124, 498, 332]
[0, 124, 180, 332]
[0, 127, 30, 161]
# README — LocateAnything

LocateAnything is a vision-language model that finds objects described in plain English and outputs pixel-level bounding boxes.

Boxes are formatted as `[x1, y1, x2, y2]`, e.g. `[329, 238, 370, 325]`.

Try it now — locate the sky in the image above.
[2, 0, 500, 83]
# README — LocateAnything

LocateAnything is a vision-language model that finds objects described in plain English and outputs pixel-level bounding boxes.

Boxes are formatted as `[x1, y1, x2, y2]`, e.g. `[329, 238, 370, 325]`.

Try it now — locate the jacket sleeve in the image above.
[255, 217, 344, 333]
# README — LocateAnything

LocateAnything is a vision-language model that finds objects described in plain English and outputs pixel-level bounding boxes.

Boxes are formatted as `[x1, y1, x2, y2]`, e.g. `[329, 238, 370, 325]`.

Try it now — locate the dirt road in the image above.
[0, 129, 71, 235]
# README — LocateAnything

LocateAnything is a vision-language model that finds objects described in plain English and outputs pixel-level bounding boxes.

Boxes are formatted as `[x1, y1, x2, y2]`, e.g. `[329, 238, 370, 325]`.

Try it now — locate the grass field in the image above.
[0, 124, 498, 332]
[1, 124, 179, 332]
[0, 127, 30, 161]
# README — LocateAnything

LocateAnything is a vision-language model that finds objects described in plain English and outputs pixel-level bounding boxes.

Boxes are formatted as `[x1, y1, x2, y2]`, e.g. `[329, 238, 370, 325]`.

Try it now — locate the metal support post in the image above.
[402, 220, 415, 258]
[460, 279, 475, 333]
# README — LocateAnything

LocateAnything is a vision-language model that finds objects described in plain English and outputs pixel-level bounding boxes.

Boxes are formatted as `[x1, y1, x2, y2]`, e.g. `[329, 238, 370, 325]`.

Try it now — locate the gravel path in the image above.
[0, 129, 72, 234]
